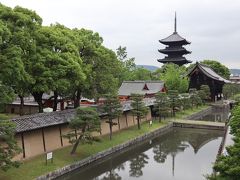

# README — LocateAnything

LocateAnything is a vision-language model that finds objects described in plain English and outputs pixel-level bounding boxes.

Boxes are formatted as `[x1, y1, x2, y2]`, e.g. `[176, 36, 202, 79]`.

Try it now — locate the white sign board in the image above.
[46, 152, 53, 160]
[149, 120, 153, 125]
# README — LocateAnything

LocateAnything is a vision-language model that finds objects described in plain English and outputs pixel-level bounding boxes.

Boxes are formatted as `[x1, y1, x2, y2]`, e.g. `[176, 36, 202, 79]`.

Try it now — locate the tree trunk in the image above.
[19, 95, 24, 116]
[158, 108, 161, 123]
[117, 117, 120, 130]
[53, 91, 58, 111]
[71, 138, 80, 155]
[71, 128, 84, 155]
[109, 121, 112, 140]
[137, 116, 140, 129]
[32, 92, 44, 113]
[74, 90, 81, 108]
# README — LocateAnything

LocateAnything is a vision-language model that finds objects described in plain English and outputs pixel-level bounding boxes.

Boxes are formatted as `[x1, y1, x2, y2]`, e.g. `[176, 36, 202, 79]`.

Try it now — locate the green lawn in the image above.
[0, 105, 209, 180]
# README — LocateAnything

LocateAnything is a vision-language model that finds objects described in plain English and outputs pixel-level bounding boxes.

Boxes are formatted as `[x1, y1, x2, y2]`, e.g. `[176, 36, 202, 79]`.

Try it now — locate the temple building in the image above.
[188, 62, 231, 101]
[158, 13, 192, 66]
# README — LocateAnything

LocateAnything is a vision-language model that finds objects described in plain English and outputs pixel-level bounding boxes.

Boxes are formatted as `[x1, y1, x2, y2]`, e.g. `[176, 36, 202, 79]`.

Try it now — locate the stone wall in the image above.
[184, 106, 212, 120]
[15, 108, 152, 160]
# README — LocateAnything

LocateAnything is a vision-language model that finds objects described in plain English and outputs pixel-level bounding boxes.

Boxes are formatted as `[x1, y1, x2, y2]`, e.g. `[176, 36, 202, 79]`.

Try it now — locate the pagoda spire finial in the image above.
[174, 12, 177, 33]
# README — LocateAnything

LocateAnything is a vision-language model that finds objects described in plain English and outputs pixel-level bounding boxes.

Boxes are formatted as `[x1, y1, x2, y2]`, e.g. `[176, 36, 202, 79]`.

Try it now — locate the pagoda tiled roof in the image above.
[158, 47, 191, 54]
[158, 57, 192, 64]
[159, 32, 190, 45]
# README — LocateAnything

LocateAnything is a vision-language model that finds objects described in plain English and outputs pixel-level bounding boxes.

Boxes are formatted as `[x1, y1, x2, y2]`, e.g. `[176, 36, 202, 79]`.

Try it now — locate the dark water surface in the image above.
[197, 106, 230, 122]
[57, 128, 224, 180]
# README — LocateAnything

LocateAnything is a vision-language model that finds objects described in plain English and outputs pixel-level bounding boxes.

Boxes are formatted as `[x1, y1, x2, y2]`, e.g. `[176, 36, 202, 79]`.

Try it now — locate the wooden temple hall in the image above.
[188, 62, 231, 101]
[158, 13, 192, 66]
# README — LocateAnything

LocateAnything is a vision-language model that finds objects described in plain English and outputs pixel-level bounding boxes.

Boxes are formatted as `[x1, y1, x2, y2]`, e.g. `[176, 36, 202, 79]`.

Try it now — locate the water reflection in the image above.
[129, 153, 149, 177]
[57, 128, 224, 180]
[196, 106, 229, 122]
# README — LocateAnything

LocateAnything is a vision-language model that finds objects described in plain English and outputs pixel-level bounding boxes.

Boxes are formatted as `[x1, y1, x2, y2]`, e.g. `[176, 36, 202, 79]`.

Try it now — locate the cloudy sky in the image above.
[2, 0, 240, 68]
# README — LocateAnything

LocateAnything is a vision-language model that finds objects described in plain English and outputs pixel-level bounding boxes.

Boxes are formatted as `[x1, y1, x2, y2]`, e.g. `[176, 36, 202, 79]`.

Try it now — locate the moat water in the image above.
[57, 128, 224, 180]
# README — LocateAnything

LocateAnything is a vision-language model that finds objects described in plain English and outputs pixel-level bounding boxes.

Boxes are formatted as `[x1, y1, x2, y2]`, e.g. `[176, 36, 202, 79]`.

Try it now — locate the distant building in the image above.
[229, 75, 240, 83]
[5, 93, 69, 115]
[118, 81, 166, 100]
[188, 62, 231, 101]
[158, 13, 192, 66]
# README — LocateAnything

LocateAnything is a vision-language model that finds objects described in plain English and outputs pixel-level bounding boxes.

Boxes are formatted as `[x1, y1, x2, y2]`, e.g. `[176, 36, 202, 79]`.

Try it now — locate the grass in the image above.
[0, 105, 209, 180]
[174, 105, 209, 119]
[0, 120, 168, 180]
[0, 113, 18, 119]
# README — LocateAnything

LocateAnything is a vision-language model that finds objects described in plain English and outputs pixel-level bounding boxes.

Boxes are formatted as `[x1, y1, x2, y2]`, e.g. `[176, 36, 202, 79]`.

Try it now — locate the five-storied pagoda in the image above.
[158, 13, 192, 66]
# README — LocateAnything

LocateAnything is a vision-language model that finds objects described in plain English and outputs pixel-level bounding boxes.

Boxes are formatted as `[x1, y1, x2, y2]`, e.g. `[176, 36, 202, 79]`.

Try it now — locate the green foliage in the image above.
[158, 63, 188, 93]
[154, 92, 170, 122]
[233, 94, 240, 104]
[0, 118, 21, 171]
[223, 84, 240, 100]
[180, 93, 191, 110]
[213, 105, 240, 179]
[101, 94, 122, 140]
[130, 94, 148, 129]
[0, 82, 15, 112]
[168, 90, 180, 116]
[65, 107, 101, 154]
[189, 88, 202, 108]
[130, 67, 152, 81]
[200, 85, 211, 100]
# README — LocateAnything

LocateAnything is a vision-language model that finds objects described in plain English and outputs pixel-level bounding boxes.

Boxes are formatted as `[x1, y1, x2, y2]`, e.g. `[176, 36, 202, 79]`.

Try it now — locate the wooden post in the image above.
[125, 112, 128, 127]
[118, 117, 120, 130]
[59, 125, 63, 147]
[21, 133, 25, 158]
[41, 128, 46, 152]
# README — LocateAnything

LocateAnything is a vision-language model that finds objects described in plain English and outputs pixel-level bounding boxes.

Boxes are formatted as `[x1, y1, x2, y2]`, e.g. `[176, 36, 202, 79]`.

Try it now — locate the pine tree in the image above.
[64, 107, 101, 155]
[168, 90, 180, 116]
[189, 88, 202, 108]
[130, 94, 148, 129]
[180, 93, 191, 110]
[102, 94, 122, 140]
[154, 92, 169, 122]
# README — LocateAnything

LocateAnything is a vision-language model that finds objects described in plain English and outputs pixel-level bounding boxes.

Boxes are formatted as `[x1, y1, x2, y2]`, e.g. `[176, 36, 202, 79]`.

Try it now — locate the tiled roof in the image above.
[188, 62, 231, 83]
[12, 109, 76, 133]
[12, 98, 156, 133]
[160, 32, 190, 45]
[118, 81, 164, 96]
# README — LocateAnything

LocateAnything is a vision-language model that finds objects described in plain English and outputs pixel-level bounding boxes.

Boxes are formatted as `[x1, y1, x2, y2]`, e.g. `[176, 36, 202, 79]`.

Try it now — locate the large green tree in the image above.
[64, 107, 101, 155]
[0, 4, 40, 115]
[33, 24, 85, 111]
[158, 63, 188, 93]
[72, 29, 121, 106]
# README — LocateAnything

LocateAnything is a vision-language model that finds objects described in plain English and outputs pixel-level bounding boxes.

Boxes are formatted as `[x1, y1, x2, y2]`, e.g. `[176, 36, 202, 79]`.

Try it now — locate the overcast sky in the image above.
[2, 0, 240, 68]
